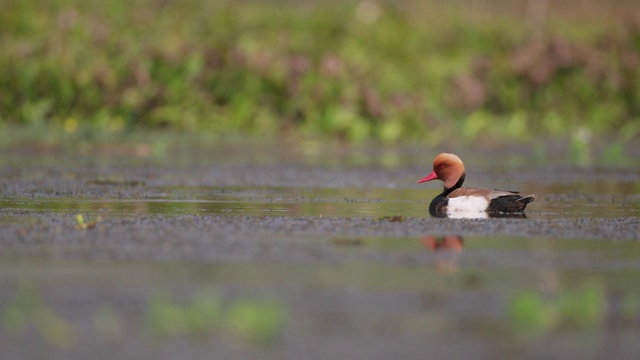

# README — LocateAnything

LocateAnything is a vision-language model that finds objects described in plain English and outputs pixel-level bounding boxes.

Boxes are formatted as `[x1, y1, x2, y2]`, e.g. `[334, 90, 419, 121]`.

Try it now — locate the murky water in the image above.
[1, 181, 639, 219]
[1, 140, 639, 359]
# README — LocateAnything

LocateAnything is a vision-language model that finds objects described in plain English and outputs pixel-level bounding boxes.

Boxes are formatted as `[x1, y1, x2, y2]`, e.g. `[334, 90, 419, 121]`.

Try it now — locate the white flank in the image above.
[447, 196, 489, 219]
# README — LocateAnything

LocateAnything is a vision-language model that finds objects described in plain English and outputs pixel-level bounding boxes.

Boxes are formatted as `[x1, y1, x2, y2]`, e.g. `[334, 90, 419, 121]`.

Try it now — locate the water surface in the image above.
[1, 140, 639, 359]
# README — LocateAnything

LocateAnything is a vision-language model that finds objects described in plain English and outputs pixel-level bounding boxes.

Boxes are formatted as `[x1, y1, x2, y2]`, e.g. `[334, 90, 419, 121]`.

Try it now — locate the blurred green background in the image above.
[1, 0, 639, 145]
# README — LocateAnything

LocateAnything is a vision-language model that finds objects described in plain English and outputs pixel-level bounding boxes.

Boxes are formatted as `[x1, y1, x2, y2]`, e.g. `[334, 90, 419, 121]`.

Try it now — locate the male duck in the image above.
[417, 153, 535, 218]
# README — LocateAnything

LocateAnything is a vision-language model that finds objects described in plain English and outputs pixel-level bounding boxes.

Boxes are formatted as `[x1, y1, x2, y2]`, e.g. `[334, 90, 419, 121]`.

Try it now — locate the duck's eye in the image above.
[438, 164, 445, 169]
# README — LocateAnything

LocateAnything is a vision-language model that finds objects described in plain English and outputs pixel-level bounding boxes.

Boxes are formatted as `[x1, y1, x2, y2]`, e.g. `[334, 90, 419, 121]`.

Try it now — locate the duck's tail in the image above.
[517, 194, 535, 204]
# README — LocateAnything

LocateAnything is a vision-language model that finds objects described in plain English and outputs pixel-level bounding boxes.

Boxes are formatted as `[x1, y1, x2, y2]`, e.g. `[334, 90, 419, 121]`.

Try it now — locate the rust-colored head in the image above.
[417, 153, 466, 189]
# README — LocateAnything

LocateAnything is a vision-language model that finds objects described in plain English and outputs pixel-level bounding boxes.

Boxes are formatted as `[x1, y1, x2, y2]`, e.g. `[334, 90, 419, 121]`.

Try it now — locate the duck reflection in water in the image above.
[421, 235, 464, 273]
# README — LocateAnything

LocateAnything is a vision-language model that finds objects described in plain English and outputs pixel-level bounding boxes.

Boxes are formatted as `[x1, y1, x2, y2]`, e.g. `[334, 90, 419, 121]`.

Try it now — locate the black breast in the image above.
[428, 175, 464, 218]
[429, 196, 448, 218]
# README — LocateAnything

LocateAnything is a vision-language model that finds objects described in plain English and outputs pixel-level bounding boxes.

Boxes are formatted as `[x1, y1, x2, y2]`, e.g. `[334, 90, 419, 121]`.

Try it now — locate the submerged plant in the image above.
[74, 214, 101, 229]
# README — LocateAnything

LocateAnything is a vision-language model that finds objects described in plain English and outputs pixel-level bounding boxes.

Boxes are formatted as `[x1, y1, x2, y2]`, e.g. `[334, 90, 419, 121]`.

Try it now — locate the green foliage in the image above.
[226, 300, 287, 344]
[1, 0, 639, 143]
[2, 283, 287, 348]
[557, 280, 606, 327]
[508, 279, 615, 334]
[147, 291, 223, 336]
[2, 283, 76, 348]
[146, 290, 285, 344]
[508, 290, 555, 332]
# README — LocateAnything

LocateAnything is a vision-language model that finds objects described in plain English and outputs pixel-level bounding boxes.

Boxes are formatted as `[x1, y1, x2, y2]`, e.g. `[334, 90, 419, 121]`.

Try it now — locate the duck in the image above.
[417, 153, 535, 218]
